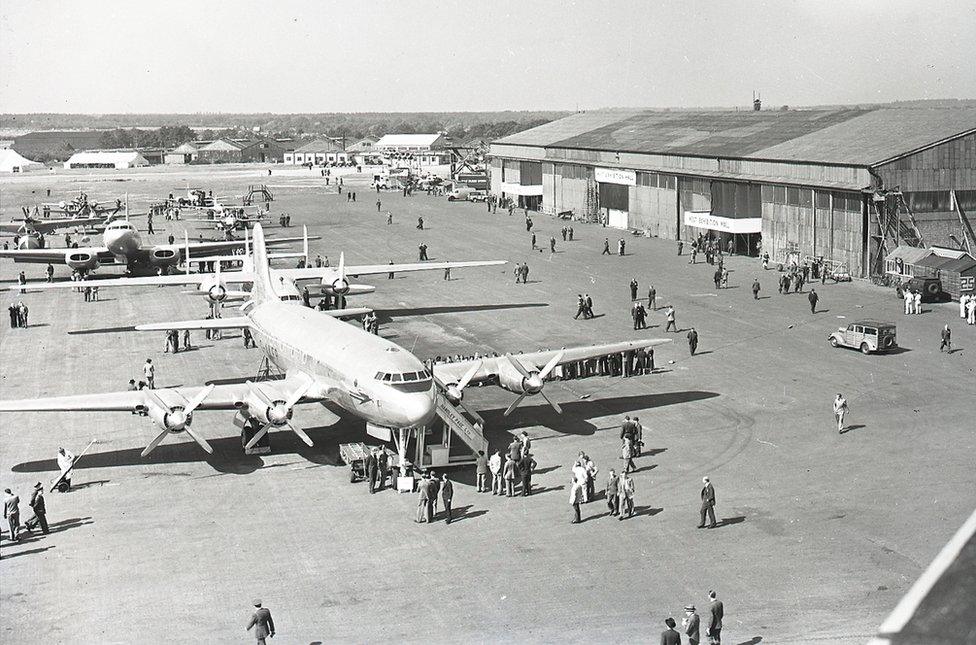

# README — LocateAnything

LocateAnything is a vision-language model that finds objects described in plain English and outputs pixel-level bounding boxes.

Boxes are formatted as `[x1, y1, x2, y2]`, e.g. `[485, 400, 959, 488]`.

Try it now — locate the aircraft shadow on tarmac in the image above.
[478, 390, 719, 443]
[374, 301, 547, 323]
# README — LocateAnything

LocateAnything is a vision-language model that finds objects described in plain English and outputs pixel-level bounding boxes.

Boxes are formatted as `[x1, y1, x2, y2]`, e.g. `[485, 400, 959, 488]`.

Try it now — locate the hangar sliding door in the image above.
[599, 182, 629, 228]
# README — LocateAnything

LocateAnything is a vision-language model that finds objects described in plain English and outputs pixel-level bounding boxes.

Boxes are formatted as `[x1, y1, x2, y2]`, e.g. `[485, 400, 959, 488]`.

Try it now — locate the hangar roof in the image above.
[493, 107, 976, 166]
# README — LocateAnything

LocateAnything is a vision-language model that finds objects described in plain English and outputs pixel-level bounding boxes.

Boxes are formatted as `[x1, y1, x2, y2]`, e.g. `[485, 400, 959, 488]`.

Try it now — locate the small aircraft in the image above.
[0, 217, 317, 276]
[0, 214, 109, 249]
[0, 223, 670, 460]
[41, 191, 126, 218]
[186, 206, 270, 234]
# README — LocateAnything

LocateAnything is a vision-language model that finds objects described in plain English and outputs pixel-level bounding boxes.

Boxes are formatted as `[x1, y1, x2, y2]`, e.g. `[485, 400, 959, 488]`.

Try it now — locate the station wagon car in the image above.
[828, 321, 898, 354]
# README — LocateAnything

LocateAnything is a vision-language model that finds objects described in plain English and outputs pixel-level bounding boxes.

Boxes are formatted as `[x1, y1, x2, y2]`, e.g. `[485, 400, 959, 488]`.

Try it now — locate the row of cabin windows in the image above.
[374, 369, 431, 383]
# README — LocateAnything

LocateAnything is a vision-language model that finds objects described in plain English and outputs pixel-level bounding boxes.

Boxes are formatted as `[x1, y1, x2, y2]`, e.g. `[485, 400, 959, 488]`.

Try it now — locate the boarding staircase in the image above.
[434, 391, 488, 458]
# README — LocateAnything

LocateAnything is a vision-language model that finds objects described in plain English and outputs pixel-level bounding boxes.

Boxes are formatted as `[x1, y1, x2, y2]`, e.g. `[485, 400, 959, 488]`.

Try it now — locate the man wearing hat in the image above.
[660, 617, 681, 645]
[698, 476, 717, 529]
[24, 482, 48, 534]
[682, 605, 701, 645]
[245, 599, 275, 643]
[3, 488, 21, 541]
[707, 590, 724, 644]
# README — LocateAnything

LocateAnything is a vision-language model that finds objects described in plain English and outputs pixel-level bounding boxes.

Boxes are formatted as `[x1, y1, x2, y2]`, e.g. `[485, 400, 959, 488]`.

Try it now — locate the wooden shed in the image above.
[937, 254, 976, 299]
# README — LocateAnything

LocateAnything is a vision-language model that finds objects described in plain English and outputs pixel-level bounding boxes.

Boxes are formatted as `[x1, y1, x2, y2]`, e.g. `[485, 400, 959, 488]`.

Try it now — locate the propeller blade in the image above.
[245, 381, 274, 408]
[504, 354, 532, 379]
[184, 231, 191, 276]
[244, 423, 272, 450]
[456, 360, 483, 391]
[141, 427, 171, 458]
[539, 351, 565, 380]
[539, 390, 563, 414]
[286, 422, 314, 447]
[503, 392, 528, 417]
[284, 380, 312, 409]
[184, 383, 215, 414]
[183, 426, 214, 454]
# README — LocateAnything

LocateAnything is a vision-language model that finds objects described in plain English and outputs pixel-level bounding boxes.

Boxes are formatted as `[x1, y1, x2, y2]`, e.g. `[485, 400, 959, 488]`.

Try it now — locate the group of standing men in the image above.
[7, 301, 28, 328]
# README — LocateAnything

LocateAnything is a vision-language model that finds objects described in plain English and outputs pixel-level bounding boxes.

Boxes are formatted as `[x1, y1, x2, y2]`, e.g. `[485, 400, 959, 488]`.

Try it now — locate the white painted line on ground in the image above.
[872, 506, 976, 642]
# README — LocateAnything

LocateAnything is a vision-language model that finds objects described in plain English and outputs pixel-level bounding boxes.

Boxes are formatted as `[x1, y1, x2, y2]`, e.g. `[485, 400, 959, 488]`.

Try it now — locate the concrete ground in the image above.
[1, 165, 974, 644]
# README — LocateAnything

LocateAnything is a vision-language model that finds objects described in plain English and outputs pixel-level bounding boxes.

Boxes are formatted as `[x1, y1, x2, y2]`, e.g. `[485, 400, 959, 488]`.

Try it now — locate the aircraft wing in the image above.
[0, 272, 252, 292]
[279, 259, 507, 281]
[135, 316, 252, 331]
[0, 246, 113, 264]
[153, 234, 320, 260]
[0, 375, 324, 413]
[133, 307, 372, 331]
[432, 339, 673, 385]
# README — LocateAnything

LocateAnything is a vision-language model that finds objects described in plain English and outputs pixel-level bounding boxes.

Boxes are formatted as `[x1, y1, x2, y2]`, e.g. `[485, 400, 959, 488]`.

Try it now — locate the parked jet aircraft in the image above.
[0, 224, 670, 460]
[0, 218, 316, 276]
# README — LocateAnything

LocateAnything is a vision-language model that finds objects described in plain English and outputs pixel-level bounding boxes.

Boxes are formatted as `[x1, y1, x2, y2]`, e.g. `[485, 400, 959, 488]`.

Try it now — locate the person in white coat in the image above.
[913, 290, 922, 314]
[960, 294, 969, 319]
[56, 446, 75, 490]
[967, 296, 976, 325]
[904, 289, 913, 315]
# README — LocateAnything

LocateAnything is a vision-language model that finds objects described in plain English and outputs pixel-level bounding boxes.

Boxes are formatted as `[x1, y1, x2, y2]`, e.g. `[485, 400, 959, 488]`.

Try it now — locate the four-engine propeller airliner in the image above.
[0, 218, 316, 276]
[0, 224, 671, 460]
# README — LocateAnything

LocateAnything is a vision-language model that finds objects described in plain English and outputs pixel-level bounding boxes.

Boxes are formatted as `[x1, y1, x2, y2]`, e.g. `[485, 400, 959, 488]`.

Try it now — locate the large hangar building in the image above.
[488, 107, 976, 277]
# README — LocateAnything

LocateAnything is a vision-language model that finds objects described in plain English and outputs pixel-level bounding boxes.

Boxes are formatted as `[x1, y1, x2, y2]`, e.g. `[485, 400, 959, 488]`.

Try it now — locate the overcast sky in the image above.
[1, 0, 974, 113]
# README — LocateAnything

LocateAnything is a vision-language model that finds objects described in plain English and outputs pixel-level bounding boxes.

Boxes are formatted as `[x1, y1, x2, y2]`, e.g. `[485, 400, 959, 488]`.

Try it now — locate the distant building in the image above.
[375, 133, 450, 166]
[196, 138, 246, 164]
[0, 148, 44, 173]
[192, 137, 284, 164]
[239, 138, 286, 163]
[13, 130, 105, 161]
[489, 107, 976, 277]
[284, 138, 348, 165]
[164, 142, 200, 165]
[64, 150, 149, 169]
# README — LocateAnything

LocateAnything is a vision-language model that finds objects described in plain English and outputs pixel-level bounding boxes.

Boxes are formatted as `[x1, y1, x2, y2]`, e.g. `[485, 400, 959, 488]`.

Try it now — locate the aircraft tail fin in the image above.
[249, 223, 276, 304]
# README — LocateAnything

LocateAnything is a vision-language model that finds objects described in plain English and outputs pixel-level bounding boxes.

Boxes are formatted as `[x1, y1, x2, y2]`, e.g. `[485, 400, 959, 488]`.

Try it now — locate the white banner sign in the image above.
[595, 167, 636, 186]
[684, 211, 761, 234]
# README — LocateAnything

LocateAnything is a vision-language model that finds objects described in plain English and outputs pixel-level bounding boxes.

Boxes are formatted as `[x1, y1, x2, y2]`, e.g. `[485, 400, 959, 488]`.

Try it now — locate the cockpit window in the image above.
[391, 374, 402, 382]
[374, 372, 384, 380]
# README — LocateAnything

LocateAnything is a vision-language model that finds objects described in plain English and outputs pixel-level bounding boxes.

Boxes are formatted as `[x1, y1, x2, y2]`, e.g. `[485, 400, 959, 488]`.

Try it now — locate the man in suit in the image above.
[416, 473, 431, 523]
[707, 590, 724, 644]
[365, 449, 379, 494]
[698, 476, 717, 528]
[441, 474, 454, 523]
[24, 482, 49, 534]
[246, 600, 275, 643]
[683, 605, 701, 645]
[605, 469, 620, 516]
[660, 617, 681, 645]
[520, 452, 537, 496]
[3, 488, 21, 541]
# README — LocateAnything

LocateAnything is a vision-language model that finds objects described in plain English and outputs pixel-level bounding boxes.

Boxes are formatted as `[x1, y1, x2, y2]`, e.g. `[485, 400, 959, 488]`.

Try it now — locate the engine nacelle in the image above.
[498, 370, 544, 395]
[65, 249, 100, 272]
[240, 394, 292, 427]
[146, 403, 190, 433]
[150, 247, 179, 266]
[330, 277, 350, 295]
[443, 383, 464, 405]
[320, 283, 375, 297]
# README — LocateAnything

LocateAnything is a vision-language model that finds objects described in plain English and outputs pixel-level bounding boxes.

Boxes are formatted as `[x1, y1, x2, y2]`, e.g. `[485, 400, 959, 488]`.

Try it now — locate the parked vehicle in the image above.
[899, 277, 949, 302]
[447, 187, 487, 202]
[828, 321, 898, 354]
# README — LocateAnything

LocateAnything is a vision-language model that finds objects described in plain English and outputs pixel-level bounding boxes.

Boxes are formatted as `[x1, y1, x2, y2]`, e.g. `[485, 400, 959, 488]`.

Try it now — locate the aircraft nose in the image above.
[401, 393, 436, 428]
